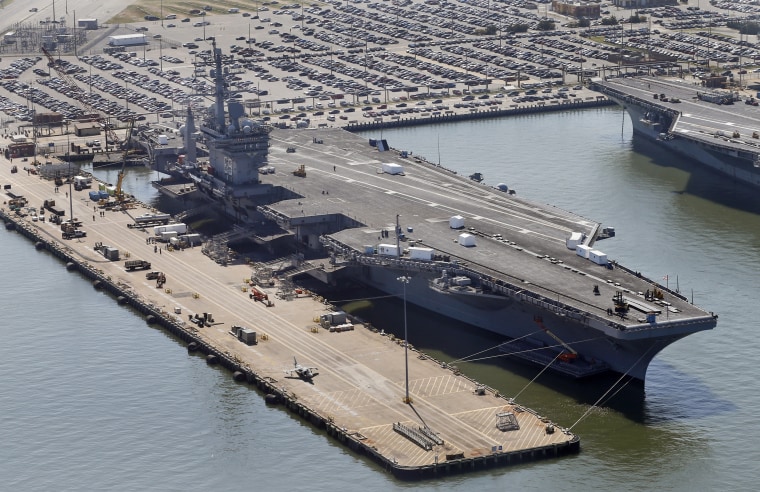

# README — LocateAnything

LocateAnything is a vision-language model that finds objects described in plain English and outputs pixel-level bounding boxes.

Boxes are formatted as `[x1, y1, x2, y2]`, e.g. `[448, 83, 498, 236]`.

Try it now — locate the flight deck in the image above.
[259, 127, 715, 333]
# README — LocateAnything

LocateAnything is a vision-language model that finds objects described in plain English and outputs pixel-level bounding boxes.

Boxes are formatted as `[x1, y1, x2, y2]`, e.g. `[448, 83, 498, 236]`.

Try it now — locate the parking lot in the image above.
[2, 1, 760, 132]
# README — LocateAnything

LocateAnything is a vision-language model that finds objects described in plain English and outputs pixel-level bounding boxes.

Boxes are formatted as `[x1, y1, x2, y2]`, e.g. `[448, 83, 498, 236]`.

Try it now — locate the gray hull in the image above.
[361, 265, 698, 381]
[609, 95, 760, 188]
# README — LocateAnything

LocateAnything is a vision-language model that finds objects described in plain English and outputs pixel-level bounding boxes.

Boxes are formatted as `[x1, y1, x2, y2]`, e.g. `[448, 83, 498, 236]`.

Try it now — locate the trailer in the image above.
[124, 259, 152, 271]
[135, 213, 171, 224]
[108, 34, 147, 47]
[153, 223, 187, 235]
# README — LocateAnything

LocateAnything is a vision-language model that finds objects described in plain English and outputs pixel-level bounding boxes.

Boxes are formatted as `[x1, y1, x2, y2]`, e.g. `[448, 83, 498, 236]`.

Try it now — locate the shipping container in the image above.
[449, 215, 465, 229]
[458, 233, 476, 247]
[159, 231, 178, 242]
[179, 233, 202, 246]
[566, 232, 583, 250]
[381, 162, 404, 175]
[409, 246, 434, 261]
[589, 250, 608, 265]
[576, 244, 591, 258]
[378, 243, 399, 257]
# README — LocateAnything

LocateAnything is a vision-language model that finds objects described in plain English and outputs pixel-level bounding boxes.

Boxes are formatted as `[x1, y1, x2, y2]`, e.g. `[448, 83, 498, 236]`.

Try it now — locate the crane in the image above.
[40, 47, 123, 151]
[115, 117, 136, 205]
[533, 316, 578, 362]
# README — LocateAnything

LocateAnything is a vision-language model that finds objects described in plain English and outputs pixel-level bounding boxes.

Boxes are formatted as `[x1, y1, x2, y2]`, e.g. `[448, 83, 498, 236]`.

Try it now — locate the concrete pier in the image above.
[1, 158, 578, 480]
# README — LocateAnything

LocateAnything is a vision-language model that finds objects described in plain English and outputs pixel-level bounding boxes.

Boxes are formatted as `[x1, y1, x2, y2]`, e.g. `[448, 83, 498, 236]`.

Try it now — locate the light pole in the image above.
[398, 275, 411, 404]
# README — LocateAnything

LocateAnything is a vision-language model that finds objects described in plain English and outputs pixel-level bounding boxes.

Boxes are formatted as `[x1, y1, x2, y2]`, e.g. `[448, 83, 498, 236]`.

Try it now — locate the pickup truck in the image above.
[62, 230, 86, 239]
[125, 260, 152, 271]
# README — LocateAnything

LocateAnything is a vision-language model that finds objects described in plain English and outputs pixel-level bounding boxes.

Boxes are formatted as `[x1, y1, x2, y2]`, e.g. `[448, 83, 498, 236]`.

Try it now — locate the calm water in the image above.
[3, 106, 759, 490]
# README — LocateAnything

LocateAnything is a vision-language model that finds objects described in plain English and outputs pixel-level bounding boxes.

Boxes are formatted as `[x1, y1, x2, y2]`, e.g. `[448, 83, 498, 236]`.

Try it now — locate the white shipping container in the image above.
[576, 244, 591, 258]
[449, 215, 465, 229]
[153, 223, 188, 235]
[378, 243, 400, 257]
[160, 231, 178, 242]
[408, 246, 434, 261]
[158, 134, 169, 145]
[566, 232, 583, 250]
[458, 233, 476, 247]
[381, 162, 404, 175]
[180, 233, 202, 246]
[589, 249, 608, 265]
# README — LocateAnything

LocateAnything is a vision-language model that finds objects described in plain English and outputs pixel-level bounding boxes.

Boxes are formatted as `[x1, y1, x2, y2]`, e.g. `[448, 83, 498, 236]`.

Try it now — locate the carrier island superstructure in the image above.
[161, 46, 717, 384]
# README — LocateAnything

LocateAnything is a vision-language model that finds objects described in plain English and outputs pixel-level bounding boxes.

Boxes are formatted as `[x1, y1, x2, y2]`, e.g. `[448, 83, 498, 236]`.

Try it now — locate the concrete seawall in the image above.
[1, 207, 579, 479]
[342, 98, 616, 132]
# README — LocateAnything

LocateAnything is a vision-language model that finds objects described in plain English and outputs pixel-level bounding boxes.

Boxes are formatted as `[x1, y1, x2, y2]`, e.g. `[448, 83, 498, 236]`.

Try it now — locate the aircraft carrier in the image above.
[159, 46, 718, 383]
[592, 76, 760, 189]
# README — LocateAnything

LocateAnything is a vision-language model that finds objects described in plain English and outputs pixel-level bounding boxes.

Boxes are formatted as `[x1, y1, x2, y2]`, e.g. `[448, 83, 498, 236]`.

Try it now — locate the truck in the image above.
[62, 229, 86, 239]
[44, 199, 67, 216]
[73, 176, 91, 190]
[125, 259, 152, 271]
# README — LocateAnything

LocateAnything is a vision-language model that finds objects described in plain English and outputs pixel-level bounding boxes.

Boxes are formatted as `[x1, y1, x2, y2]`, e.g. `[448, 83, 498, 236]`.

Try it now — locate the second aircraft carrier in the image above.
[592, 75, 760, 189]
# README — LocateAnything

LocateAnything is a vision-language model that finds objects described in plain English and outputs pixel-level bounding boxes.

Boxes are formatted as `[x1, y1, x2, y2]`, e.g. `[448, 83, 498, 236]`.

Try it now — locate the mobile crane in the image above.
[115, 117, 136, 205]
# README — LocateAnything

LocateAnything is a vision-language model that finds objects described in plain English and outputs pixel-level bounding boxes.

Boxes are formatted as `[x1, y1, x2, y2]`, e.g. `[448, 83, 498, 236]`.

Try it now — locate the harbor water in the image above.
[3, 106, 759, 490]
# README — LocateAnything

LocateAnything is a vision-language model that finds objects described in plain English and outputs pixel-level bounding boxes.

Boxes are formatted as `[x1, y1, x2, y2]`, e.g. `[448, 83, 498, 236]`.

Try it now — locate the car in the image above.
[29, 8, 38, 12]
[236, 36, 246, 40]
[136, 26, 149, 32]
[181, 18, 191, 22]
[194, 37, 203, 41]
[153, 34, 162, 39]
[167, 23, 176, 28]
